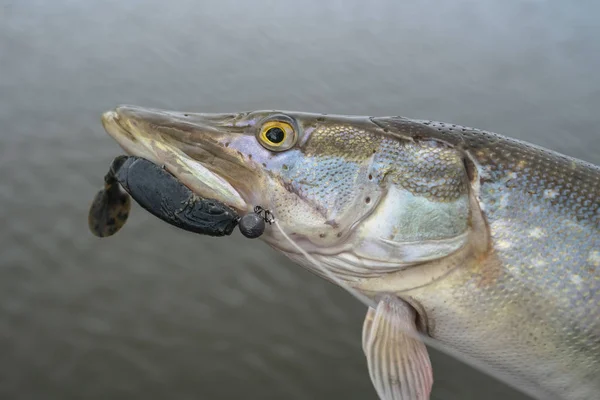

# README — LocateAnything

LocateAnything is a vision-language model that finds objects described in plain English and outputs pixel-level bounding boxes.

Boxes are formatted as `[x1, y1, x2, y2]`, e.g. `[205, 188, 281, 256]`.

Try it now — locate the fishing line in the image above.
[270, 214, 435, 347]
[271, 217, 376, 309]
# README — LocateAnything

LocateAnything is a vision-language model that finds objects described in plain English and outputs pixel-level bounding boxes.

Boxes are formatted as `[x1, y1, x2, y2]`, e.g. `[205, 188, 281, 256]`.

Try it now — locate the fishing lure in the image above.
[88, 156, 270, 239]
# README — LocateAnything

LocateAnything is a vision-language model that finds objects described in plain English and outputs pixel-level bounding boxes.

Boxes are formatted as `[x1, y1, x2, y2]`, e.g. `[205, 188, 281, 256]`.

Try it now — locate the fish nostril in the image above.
[365, 197, 371, 204]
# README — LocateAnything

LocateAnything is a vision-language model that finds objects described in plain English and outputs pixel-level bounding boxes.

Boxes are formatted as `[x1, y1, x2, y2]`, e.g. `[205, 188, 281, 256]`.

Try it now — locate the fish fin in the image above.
[362, 295, 433, 400]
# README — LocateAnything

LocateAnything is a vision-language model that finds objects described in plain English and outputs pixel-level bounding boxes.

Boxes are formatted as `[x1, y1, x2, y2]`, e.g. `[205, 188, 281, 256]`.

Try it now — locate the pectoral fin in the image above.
[362, 295, 433, 400]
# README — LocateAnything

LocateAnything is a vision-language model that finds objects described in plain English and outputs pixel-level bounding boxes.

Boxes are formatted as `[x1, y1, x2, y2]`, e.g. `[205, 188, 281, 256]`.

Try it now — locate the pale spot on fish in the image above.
[588, 251, 600, 267]
[543, 189, 558, 199]
[528, 227, 545, 239]
[570, 160, 578, 170]
[499, 193, 511, 208]
[533, 258, 547, 267]
[490, 219, 511, 232]
[500, 172, 518, 185]
[570, 274, 583, 286]
[496, 240, 512, 250]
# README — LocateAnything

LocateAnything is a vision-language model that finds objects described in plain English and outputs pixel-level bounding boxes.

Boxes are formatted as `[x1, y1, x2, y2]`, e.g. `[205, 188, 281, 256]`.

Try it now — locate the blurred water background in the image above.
[1, 0, 599, 399]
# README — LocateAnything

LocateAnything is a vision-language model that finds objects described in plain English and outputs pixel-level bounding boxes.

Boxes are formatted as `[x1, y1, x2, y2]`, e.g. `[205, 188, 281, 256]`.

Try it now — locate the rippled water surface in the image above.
[1, 1, 599, 399]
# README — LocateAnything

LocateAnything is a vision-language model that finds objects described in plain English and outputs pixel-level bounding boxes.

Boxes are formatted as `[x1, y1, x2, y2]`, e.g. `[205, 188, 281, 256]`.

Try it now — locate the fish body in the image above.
[100, 106, 600, 400]
[365, 118, 600, 400]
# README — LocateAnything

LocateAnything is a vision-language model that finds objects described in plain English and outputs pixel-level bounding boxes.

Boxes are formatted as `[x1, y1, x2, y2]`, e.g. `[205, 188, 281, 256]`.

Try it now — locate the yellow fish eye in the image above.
[258, 120, 296, 151]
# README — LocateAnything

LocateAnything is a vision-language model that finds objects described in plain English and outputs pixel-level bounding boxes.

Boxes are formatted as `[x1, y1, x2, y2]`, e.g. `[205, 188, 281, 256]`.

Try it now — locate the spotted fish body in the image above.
[100, 106, 599, 400]
[365, 118, 600, 400]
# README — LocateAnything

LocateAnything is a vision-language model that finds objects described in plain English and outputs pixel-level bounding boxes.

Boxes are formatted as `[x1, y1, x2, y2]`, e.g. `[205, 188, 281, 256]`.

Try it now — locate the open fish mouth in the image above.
[101, 106, 250, 213]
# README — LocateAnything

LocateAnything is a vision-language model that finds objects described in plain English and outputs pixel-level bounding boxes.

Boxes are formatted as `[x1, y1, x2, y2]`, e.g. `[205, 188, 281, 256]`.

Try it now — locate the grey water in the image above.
[1, 0, 599, 399]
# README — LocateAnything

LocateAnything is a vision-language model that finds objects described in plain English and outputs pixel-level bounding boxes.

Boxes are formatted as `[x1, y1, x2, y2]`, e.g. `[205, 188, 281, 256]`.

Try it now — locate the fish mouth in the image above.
[101, 105, 255, 213]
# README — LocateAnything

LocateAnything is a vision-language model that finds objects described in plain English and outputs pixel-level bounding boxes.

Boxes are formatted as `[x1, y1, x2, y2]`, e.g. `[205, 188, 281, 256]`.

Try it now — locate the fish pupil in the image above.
[266, 127, 285, 143]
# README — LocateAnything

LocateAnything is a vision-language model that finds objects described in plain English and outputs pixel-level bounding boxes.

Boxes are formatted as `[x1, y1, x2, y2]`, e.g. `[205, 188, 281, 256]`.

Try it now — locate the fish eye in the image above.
[257, 118, 297, 151]
[265, 126, 285, 144]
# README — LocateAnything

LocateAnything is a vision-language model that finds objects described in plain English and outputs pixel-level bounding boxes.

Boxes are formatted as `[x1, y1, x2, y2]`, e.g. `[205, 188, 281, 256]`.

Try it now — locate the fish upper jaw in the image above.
[100, 106, 254, 213]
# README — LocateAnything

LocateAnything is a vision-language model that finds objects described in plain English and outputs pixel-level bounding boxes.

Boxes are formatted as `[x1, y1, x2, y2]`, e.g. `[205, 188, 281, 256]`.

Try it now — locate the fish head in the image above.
[101, 106, 379, 236]
[102, 106, 482, 284]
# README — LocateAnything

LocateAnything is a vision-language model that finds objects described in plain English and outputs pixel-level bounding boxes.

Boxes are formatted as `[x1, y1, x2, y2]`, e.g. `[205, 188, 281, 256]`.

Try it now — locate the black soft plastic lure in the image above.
[88, 156, 266, 238]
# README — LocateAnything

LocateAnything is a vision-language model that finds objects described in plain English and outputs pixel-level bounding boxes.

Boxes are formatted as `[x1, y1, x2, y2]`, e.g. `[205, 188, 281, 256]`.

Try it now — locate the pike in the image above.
[100, 106, 599, 400]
